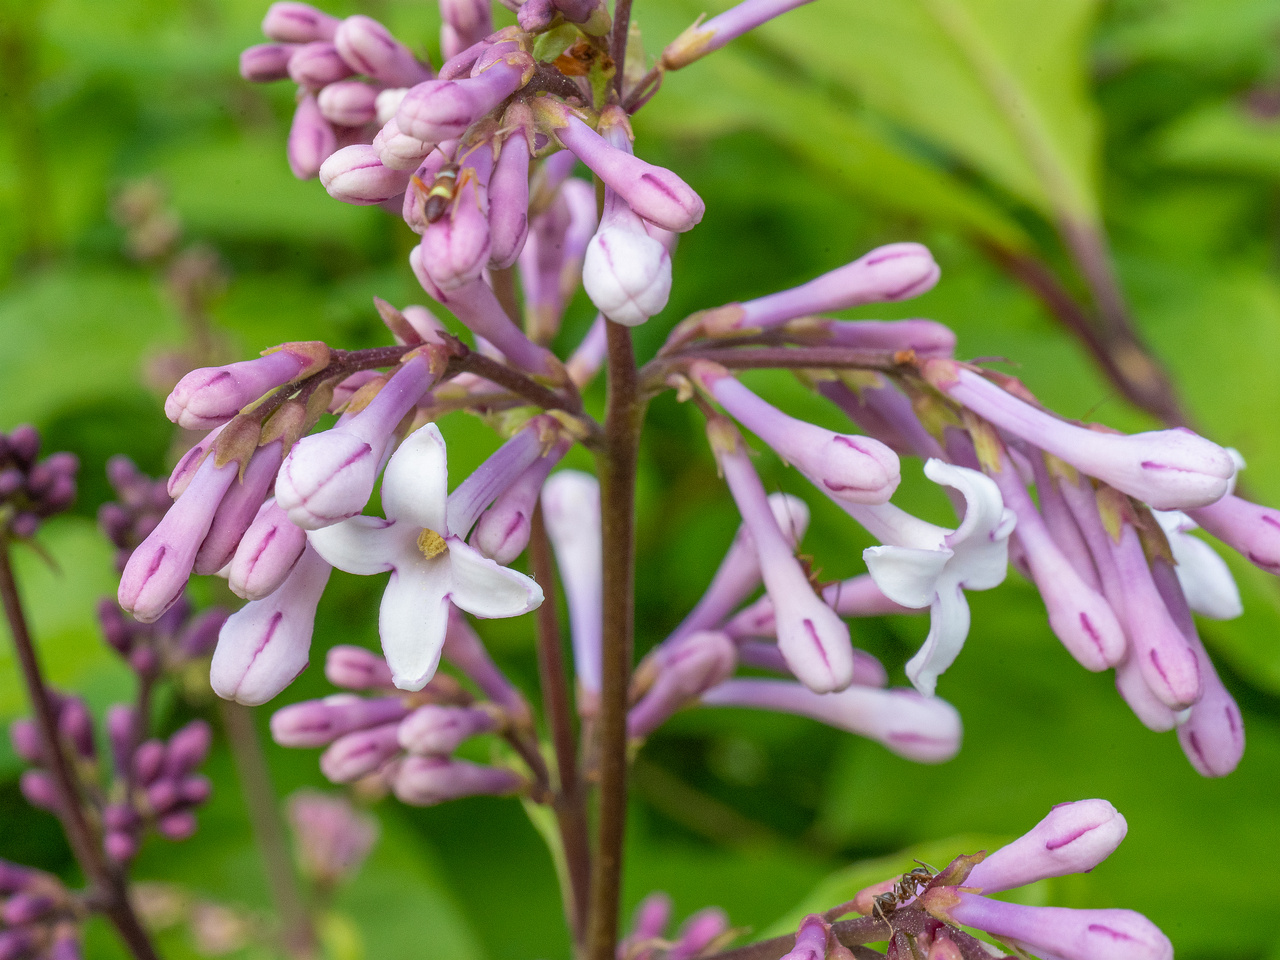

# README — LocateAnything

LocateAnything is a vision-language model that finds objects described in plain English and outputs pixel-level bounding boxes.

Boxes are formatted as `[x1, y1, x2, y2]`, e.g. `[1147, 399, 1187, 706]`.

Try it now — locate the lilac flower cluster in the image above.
[285, 789, 378, 893]
[616, 894, 732, 960]
[0, 426, 77, 539]
[0, 860, 84, 960]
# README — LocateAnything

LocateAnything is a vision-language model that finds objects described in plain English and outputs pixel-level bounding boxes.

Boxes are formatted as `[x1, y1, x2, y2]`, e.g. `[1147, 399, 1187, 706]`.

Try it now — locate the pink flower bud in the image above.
[262, 3, 340, 43]
[288, 41, 355, 88]
[326, 645, 395, 690]
[582, 189, 672, 326]
[166, 348, 321, 429]
[816, 319, 956, 357]
[317, 80, 380, 126]
[518, 177, 596, 342]
[542, 471, 603, 698]
[396, 58, 532, 144]
[272, 694, 410, 747]
[288, 93, 337, 180]
[420, 145, 493, 291]
[240, 43, 296, 82]
[398, 704, 499, 754]
[699, 365, 900, 505]
[488, 131, 531, 269]
[628, 631, 737, 739]
[442, 612, 533, 725]
[163, 720, 213, 777]
[210, 546, 333, 705]
[334, 16, 432, 88]
[1189, 493, 1280, 575]
[439, 0, 494, 59]
[275, 352, 437, 529]
[552, 110, 704, 233]
[320, 722, 402, 783]
[392, 755, 524, 805]
[320, 144, 414, 204]
[193, 440, 285, 575]
[472, 439, 569, 564]
[662, 0, 815, 69]
[119, 456, 238, 622]
[667, 909, 729, 960]
[373, 117, 434, 171]
[702, 680, 962, 763]
[931, 364, 1235, 510]
[966, 800, 1128, 893]
[778, 914, 829, 960]
[446, 418, 551, 537]
[229, 498, 308, 600]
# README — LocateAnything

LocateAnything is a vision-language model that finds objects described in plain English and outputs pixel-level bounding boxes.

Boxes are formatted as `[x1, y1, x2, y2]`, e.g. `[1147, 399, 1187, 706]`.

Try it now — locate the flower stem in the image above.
[0, 537, 160, 960]
[218, 700, 317, 960]
[531, 505, 592, 949]
[585, 320, 643, 960]
[610, 0, 634, 96]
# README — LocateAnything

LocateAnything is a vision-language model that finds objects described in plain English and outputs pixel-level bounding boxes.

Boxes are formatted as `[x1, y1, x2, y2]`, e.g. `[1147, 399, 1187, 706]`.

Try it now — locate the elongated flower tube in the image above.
[1189, 492, 1280, 575]
[519, 178, 597, 342]
[628, 631, 737, 739]
[119, 454, 239, 622]
[666, 910, 730, 960]
[193, 440, 286, 575]
[275, 350, 441, 529]
[393, 756, 524, 806]
[317, 80, 380, 126]
[663, 0, 816, 69]
[1149, 559, 1245, 776]
[420, 144, 493, 291]
[271, 694, 410, 747]
[472, 437, 570, 564]
[1105, 520, 1202, 710]
[712, 420, 853, 692]
[966, 800, 1127, 893]
[776, 914, 835, 960]
[440, 0, 493, 59]
[326, 644, 395, 690]
[398, 704, 499, 755]
[1152, 510, 1241, 620]
[210, 545, 333, 704]
[229, 498, 308, 600]
[487, 124, 531, 270]
[443, 611, 532, 725]
[926, 363, 1235, 510]
[689, 244, 939, 338]
[737, 640, 889, 688]
[334, 16, 432, 88]
[922, 893, 1171, 960]
[307, 424, 543, 691]
[541, 470, 603, 701]
[702, 680, 961, 763]
[410, 266, 563, 379]
[695, 362, 900, 504]
[818, 376, 946, 462]
[240, 43, 296, 81]
[395, 55, 534, 144]
[166, 344, 327, 429]
[669, 492, 809, 645]
[321, 723, 402, 783]
[987, 450, 1126, 671]
[263, 2, 340, 42]
[539, 103, 704, 233]
[289, 93, 337, 179]
[855, 459, 1014, 696]
[446, 416, 558, 538]
[619, 894, 672, 960]
[320, 144, 415, 204]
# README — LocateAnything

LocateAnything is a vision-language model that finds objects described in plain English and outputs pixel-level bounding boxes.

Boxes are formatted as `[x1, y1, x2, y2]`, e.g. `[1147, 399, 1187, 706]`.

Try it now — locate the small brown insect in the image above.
[870, 863, 937, 929]
[412, 161, 461, 223]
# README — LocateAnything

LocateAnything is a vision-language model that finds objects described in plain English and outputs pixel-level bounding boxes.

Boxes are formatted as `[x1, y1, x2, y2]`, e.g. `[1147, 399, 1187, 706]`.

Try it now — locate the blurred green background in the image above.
[4, 0, 1280, 957]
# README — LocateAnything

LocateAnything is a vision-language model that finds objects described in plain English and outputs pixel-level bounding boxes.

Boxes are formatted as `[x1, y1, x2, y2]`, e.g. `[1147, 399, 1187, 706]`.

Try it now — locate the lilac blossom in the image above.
[487, 122, 532, 270]
[262, 3, 340, 43]
[398, 704, 501, 754]
[965, 800, 1128, 892]
[857, 459, 1015, 696]
[165, 344, 328, 429]
[320, 144, 415, 205]
[1152, 509, 1242, 620]
[288, 94, 338, 179]
[440, 0, 494, 59]
[520, 177, 597, 342]
[1189, 491, 1280, 575]
[663, 0, 817, 69]
[333, 15, 432, 88]
[392, 756, 525, 805]
[628, 631, 737, 739]
[288, 42, 355, 88]
[395, 55, 534, 144]
[306, 424, 544, 691]
[419, 144, 494, 290]
[228, 498, 308, 600]
[701, 680, 962, 763]
[287, 790, 378, 889]
[472, 437, 571, 563]
[317, 80, 381, 126]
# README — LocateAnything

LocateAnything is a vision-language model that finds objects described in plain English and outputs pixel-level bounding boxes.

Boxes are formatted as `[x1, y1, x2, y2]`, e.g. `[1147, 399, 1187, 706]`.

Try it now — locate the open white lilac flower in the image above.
[858, 459, 1016, 696]
[306, 423, 543, 691]
[1152, 509, 1243, 621]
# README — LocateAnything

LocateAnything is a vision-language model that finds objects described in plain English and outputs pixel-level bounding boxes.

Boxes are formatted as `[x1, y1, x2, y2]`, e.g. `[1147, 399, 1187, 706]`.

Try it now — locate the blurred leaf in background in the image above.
[3, 0, 1280, 958]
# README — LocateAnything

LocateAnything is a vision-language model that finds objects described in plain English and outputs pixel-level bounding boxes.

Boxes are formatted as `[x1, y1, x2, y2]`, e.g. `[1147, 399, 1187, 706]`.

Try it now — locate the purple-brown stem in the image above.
[610, 0, 634, 97]
[0, 539, 161, 960]
[219, 699, 317, 960]
[585, 320, 643, 960]
[531, 505, 592, 947]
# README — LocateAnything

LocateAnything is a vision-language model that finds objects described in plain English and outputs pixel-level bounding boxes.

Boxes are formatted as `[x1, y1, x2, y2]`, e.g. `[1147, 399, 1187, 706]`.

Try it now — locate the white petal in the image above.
[381, 423, 449, 532]
[863, 544, 952, 609]
[307, 516, 402, 575]
[1168, 532, 1243, 620]
[379, 558, 451, 691]
[927, 458, 1015, 591]
[904, 579, 972, 696]
[447, 537, 544, 618]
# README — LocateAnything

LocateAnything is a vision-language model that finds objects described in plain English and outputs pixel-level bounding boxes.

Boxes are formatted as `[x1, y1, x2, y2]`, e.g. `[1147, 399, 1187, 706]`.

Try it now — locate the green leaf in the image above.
[1155, 101, 1280, 180]
[640, 47, 1032, 251]
[744, 0, 1103, 222]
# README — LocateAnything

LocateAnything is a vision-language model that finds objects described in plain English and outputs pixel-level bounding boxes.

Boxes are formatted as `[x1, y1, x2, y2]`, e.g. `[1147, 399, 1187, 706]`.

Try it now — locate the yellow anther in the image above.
[417, 528, 448, 559]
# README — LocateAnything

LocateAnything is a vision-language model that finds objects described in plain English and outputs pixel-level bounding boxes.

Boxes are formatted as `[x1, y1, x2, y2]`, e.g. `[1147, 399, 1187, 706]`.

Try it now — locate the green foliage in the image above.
[2, 0, 1280, 958]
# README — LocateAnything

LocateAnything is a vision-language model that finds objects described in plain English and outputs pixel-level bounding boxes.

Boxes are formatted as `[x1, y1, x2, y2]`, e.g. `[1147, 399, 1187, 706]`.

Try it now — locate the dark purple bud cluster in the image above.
[9, 698, 212, 865]
[97, 456, 174, 572]
[0, 860, 84, 960]
[96, 597, 226, 680]
[0, 427, 78, 540]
